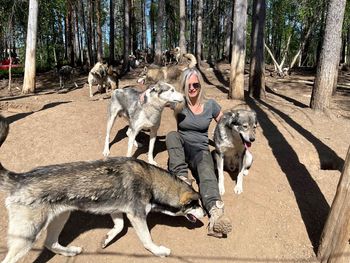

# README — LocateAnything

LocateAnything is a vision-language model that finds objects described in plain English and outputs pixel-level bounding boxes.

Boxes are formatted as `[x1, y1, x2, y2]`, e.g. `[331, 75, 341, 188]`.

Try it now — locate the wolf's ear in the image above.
[180, 191, 200, 205]
[228, 112, 239, 127]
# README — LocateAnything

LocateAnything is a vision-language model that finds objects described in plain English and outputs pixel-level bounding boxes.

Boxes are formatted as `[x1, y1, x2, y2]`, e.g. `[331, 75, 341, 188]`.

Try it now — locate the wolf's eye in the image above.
[243, 124, 248, 129]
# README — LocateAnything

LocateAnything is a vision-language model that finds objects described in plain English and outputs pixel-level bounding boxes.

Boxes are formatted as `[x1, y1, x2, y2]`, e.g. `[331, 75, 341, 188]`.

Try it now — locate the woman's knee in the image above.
[166, 131, 182, 148]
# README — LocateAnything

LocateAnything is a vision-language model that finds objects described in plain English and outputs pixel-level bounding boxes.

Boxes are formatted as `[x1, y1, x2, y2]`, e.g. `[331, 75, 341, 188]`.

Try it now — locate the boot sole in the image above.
[213, 216, 232, 235]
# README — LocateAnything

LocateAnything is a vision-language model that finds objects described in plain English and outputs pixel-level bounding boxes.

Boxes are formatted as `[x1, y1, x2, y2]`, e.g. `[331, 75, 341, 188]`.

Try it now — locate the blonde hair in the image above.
[180, 67, 206, 103]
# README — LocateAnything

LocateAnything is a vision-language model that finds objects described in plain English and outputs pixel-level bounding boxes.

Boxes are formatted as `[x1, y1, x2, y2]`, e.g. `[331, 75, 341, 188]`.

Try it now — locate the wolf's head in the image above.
[147, 82, 184, 105]
[226, 109, 258, 148]
[151, 185, 205, 223]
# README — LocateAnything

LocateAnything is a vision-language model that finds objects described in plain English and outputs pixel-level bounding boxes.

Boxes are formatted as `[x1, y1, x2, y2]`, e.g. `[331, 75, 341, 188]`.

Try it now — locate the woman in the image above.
[166, 68, 232, 238]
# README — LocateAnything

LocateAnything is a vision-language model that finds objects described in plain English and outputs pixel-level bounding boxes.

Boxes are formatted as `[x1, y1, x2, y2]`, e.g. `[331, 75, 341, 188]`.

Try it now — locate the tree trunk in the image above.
[318, 146, 350, 263]
[310, 0, 346, 112]
[141, 0, 146, 50]
[88, 0, 94, 65]
[229, 0, 247, 100]
[109, 0, 115, 64]
[224, 4, 232, 61]
[155, 0, 164, 65]
[150, 0, 155, 58]
[74, 5, 82, 65]
[81, 1, 91, 66]
[96, 0, 103, 62]
[179, 0, 187, 57]
[290, 25, 313, 69]
[67, 0, 74, 66]
[22, 0, 39, 94]
[249, 0, 266, 99]
[196, 0, 203, 65]
[123, 0, 130, 71]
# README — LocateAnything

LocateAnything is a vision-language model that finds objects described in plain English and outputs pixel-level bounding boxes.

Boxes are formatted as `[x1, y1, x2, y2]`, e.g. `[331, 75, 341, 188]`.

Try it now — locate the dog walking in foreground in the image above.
[102, 81, 184, 165]
[88, 62, 119, 97]
[0, 115, 205, 262]
[213, 109, 258, 195]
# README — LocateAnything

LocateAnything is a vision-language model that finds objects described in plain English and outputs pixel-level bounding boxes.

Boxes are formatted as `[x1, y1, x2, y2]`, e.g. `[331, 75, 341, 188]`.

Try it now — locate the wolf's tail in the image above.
[183, 53, 197, 69]
[0, 115, 10, 190]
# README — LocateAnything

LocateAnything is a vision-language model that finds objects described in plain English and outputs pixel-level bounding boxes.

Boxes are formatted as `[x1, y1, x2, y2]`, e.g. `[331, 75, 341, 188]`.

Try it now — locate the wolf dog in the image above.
[138, 53, 197, 85]
[102, 81, 184, 165]
[0, 115, 205, 263]
[88, 62, 119, 97]
[213, 109, 258, 195]
[58, 65, 78, 90]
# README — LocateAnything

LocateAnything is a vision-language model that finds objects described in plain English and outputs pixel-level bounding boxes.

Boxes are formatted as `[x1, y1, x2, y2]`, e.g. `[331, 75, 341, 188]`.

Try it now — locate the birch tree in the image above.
[179, 0, 187, 57]
[22, 0, 38, 94]
[229, 0, 248, 100]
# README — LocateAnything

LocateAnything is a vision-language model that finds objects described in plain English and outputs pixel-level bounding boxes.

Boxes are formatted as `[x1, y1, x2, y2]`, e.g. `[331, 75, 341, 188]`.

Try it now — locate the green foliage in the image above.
[0, 67, 24, 78]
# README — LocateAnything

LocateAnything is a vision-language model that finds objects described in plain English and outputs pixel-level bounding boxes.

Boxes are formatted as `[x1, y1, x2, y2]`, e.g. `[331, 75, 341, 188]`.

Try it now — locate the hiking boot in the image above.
[207, 201, 232, 238]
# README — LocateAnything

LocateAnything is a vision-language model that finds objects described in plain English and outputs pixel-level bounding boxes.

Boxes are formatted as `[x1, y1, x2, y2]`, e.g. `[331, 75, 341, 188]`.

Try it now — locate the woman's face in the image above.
[187, 74, 201, 100]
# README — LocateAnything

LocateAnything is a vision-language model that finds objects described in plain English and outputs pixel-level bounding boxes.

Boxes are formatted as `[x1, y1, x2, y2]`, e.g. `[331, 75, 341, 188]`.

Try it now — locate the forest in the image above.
[0, 0, 350, 262]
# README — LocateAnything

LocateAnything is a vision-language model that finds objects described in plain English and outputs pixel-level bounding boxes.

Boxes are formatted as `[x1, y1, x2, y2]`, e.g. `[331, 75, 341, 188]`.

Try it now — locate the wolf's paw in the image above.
[218, 184, 225, 196]
[153, 245, 171, 257]
[148, 160, 158, 166]
[102, 148, 110, 157]
[61, 246, 82, 257]
[47, 243, 82, 257]
[234, 185, 243, 195]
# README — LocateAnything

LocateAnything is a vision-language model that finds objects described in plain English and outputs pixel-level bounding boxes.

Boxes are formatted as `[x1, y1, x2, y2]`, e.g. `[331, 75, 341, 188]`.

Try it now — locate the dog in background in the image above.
[138, 53, 197, 85]
[162, 47, 181, 65]
[0, 115, 205, 262]
[213, 109, 257, 195]
[103, 81, 184, 165]
[88, 62, 119, 97]
[58, 65, 78, 90]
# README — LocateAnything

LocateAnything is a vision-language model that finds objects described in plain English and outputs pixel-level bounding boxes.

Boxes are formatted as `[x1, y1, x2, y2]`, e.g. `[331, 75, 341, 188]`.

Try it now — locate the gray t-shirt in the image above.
[177, 99, 221, 150]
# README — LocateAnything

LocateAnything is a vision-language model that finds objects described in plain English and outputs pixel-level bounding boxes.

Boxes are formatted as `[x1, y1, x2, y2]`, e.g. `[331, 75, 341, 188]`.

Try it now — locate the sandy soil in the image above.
[0, 63, 349, 263]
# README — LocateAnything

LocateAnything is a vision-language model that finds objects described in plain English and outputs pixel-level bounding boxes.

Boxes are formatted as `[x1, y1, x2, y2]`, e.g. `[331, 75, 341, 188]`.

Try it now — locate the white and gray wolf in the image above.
[58, 65, 78, 90]
[138, 53, 197, 85]
[213, 109, 257, 195]
[88, 62, 119, 97]
[0, 115, 205, 262]
[103, 81, 184, 165]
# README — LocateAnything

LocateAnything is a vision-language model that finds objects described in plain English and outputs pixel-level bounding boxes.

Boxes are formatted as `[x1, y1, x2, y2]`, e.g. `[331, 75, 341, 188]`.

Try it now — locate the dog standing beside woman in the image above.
[166, 68, 233, 238]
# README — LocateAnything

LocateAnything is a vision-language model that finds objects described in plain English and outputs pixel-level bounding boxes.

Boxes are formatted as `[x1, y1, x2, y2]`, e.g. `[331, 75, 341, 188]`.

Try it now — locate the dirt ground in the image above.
[0, 62, 349, 263]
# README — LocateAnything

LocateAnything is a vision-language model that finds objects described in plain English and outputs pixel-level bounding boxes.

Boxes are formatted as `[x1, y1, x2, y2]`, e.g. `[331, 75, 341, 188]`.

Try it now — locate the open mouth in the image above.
[185, 213, 198, 223]
[240, 134, 252, 148]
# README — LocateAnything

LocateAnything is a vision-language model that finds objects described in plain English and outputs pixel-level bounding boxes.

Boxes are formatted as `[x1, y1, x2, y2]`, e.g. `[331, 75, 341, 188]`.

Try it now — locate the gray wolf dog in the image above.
[58, 65, 78, 90]
[103, 81, 184, 165]
[88, 62, 119, 97]
[213, 109, 258, 195]
[0, 115, 205, 262]
[138, 53, 197, 85]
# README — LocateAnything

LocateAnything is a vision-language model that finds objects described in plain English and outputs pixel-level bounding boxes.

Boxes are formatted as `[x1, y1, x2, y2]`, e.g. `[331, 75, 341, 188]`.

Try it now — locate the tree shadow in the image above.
[132, 132, 167, 159]
[5, 101, 72, 124]
[33, 209, 203, 263]
[266, 85, 309, 108]
[256, 95, 344, 171]
[108, 126, 167, 159]
[246, 96, 330, 252]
